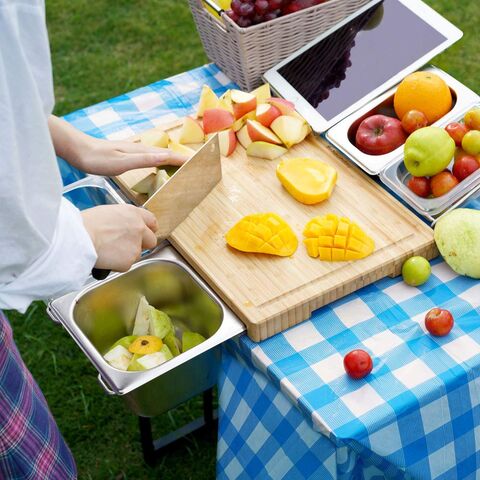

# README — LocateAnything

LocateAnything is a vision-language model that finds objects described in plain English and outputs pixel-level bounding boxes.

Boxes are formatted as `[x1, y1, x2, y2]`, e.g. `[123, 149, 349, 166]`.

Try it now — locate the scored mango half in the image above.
[304, 214, 374, 261]
[226, 213, 298, 257]
[276, 157, 337, 205]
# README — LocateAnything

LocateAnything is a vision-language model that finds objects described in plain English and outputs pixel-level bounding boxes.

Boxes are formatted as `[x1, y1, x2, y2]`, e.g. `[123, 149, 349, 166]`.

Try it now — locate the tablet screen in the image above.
[277, 0, 448, 122]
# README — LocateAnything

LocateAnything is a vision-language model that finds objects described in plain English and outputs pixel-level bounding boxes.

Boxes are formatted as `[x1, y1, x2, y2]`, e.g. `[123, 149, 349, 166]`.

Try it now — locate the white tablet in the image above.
[263, 0, 463, 133]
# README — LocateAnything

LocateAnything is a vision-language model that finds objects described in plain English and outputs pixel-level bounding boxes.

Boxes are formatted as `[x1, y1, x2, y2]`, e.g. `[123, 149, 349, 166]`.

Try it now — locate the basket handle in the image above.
[202, 0, 224, 15]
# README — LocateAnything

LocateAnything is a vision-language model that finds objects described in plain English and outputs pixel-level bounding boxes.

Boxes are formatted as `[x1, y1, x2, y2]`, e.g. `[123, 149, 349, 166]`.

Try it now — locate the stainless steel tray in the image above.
[380, 102, 480, 222]
[325, 65, 479, 175]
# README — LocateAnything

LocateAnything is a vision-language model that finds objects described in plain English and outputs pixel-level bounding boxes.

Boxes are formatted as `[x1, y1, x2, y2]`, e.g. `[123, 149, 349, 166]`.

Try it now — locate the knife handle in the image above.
[91, 268, 111, 281]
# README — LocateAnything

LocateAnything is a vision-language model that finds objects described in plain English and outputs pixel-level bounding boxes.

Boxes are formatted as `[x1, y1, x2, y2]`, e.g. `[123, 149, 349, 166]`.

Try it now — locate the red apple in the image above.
[430, 171, 459, 197]
[401, 110, 428, 134]
[202, 108, 235, 134]
[425, 308, 454, 336]
[344, 350, 373, 379]
[246, 119, 282, 145]
[236, 125, 252, 149]
[230, 89, 257, 120]
[256, 103, 282, 127]
[267, 97, 296, 116]
[246, 141, 287, 160]
[355, 115, 407, 155]
[217, 129, 237, 157]
[453, 154, 479, 181]
[445, 122, 469, 146]
[407, 176, 431, 198]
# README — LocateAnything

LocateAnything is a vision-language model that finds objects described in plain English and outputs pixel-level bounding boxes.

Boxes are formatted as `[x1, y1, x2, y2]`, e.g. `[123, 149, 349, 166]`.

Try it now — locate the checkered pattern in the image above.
[0, 312, 76, 479]
[62, 63, 480, 479]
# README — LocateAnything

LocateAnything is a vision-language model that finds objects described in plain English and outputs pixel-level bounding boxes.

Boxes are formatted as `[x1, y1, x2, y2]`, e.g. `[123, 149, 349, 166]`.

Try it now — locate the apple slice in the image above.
[231, 89, 257, 120]
[270, 115, 306, 148]
[256, 103, 281, 127]
[197, 85, 219, 118]
[236, 125, 252, 149]
[250, 83, 271, 104]
[218, 90, 234, 114]
[246, 141, 287, 160]
[232, 110, 256, 132]
[267, 97, 296, 116]
[131, 171, 157, 194]
[149, 169, 170, 197]
[247, 119, 282, 145]
[178, 116, 205, 144]
[206, 130, 237, 157]
[203, 108, 235, 134]
[218, 130, 237, 157]
[168, 141, 195, 156]
[139, 130, 169, 148]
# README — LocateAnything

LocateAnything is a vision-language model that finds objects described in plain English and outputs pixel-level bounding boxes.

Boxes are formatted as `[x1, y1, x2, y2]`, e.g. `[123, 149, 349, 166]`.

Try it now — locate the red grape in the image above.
[239, 2, 255, 16]
[225, 9, 240, 22]
[231, 0, 243, 15]
[255, 0, 270, 14]
[237, 16, 253, 27]
[268, 0, 283, 10]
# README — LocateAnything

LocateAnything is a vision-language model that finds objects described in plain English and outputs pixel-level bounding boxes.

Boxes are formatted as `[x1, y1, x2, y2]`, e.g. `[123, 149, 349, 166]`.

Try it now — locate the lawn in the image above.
[5, 1, 479, 479]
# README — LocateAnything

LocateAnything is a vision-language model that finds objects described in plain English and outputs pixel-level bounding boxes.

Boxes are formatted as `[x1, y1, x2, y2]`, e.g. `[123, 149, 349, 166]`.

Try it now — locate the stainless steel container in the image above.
[325, 66, 479, 175]
[380, 102, 480, 222]
[48, 182, 245, 417]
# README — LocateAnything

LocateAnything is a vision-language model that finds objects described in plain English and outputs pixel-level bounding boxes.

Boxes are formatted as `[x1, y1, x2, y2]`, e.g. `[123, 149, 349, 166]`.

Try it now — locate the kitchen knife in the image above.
[92, 134, 222, 280]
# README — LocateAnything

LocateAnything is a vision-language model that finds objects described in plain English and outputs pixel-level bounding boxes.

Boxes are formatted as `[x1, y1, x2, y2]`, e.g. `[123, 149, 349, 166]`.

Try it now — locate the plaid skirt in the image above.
[0, 311, 77, 479]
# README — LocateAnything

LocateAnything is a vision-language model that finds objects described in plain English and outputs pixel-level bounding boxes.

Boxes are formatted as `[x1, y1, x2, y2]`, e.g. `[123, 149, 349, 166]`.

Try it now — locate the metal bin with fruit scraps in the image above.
[47, 140, 246, 463]
[262, 0, 480, 224]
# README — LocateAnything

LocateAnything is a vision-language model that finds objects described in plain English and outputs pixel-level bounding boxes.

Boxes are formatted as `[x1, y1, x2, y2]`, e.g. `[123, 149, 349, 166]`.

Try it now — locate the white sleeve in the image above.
[0, 198, 97, 313]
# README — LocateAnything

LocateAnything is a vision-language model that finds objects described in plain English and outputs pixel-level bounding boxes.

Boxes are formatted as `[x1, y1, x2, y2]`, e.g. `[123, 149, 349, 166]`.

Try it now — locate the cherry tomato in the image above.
[344, 350, 373, 379]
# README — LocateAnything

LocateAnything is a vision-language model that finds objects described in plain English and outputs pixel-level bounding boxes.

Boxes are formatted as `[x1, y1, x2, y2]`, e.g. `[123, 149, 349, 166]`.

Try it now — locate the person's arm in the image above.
[48, 115, 186, 176]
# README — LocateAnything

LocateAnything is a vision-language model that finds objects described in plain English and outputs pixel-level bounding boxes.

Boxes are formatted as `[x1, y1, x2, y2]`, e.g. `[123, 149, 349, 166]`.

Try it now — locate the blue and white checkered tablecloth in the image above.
[61, 63, 480, 480]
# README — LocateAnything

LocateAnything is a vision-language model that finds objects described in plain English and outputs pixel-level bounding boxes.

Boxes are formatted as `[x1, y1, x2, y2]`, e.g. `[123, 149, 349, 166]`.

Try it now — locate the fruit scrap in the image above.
[226, 213, 298, 256]
[128, 335, 163, 355]
[303, 214, 374, 261]
[276, 157, 337, 205]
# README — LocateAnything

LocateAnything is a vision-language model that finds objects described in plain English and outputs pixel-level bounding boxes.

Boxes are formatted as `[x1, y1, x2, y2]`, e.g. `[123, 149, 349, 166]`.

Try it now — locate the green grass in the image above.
[5, 0, 479, 479]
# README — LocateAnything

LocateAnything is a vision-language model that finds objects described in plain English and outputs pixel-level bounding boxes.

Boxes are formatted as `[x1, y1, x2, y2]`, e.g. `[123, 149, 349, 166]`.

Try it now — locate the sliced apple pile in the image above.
[182, 83, 311, 160]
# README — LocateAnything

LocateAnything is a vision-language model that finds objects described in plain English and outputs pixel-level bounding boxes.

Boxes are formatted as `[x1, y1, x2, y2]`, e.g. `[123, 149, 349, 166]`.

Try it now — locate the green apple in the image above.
[404, 127, 455, 177]
[132, 296, 151, 336]
[434, 208, 480, 278]
[149, 308, 174, 339]
[104, 345, 132, 371]
[182, 331, 206, 352]
[461, 130, 480, 156]
[402, 256, 431, 286]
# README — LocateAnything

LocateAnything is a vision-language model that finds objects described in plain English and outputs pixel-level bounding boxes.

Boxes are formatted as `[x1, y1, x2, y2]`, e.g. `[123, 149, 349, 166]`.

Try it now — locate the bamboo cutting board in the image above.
[115, 123, 437, 341]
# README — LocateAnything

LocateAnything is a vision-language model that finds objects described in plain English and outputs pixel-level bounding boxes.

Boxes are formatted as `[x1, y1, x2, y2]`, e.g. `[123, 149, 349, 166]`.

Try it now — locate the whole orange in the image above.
[393, 72, 452, 124]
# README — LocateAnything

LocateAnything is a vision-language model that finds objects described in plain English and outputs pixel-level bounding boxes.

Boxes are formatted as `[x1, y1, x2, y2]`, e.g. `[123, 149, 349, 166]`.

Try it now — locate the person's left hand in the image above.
[74, 137, 188, 176]
[48, 115, 188, 176]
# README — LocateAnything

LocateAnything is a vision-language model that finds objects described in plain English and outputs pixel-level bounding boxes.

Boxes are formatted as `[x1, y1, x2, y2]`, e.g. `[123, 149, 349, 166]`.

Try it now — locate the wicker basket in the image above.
[188, 0, 372, 91]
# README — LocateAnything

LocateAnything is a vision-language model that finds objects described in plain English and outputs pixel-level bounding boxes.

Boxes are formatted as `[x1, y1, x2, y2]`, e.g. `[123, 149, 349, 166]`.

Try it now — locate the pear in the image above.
[163, 332, 180, 357]
[104, 345, 132, 371]
[182, 331, 206, 352]
[109, 335, 138, 351]
[128, 345, 173, 371]
[132, 296, 151, 336]
[149, 308, 174, 339]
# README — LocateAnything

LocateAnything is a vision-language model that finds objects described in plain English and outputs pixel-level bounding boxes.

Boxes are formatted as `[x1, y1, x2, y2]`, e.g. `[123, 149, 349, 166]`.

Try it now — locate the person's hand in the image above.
[81, 204, 158, 272]
[74, 136, 187, 176]
[48, 115, 187, 176]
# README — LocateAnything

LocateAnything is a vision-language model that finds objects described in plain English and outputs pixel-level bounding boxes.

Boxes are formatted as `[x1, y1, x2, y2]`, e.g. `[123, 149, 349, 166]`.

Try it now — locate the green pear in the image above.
[434, 208, 480, 278]
[109, 335, 138, 351]
[104, 345, 132, 371]
[149, 308, 174, 339]
[182, 331, 206, 352]
[404, 127, 455, 177]
[128, 345, 173, 371]
[163, 332, 180, 357]
[132, 296, 151, 336]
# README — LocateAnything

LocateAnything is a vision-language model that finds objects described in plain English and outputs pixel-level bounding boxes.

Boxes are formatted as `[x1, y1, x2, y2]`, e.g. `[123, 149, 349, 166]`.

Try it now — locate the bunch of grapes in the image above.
[226, 0, 324, 27]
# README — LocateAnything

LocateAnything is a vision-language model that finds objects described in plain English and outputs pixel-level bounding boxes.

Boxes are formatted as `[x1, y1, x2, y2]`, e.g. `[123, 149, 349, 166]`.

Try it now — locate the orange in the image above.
[393, 72, 452, 124]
